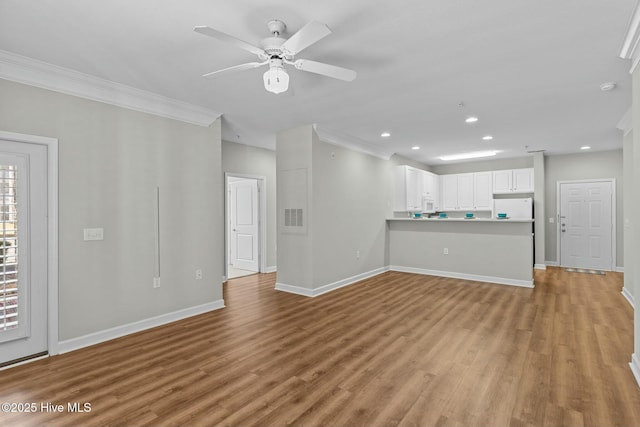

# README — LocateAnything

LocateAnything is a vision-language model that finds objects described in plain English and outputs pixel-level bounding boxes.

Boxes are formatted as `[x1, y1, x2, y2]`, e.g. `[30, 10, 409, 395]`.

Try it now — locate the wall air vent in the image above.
[284, 208, 303, 227]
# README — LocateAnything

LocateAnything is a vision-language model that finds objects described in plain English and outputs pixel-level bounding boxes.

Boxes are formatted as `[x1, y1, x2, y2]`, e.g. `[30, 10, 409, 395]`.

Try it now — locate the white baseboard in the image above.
[545, 261, 560, 267]
[389, 265, 534, 288]
[631, 353, 640, 389]
[622, 287, 635, 309]
[264, 265, 277, 273]
[534, 264, 547, 270]
[275, 266, 389, 298]
[616, 266, 625, 273]
[274, 282, 315, 297]
[58, 299, 225, 354]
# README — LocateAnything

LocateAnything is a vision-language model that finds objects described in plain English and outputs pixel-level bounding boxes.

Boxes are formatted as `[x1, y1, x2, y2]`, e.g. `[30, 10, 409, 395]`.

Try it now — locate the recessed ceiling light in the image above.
[580, 145, 591, 150]
[440, 151, 497, 161]
[465, 116, 479, 123]
[411, 146, 420, 150]
[380, 132, 391, 138]
[482, 135, 493, 141]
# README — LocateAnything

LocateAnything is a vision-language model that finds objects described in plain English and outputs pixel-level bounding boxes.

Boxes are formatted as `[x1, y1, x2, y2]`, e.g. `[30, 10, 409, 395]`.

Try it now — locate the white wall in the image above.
[222, 140, 277, 270]
[0, 79, 223, 341]
[544, 150, 624, 268]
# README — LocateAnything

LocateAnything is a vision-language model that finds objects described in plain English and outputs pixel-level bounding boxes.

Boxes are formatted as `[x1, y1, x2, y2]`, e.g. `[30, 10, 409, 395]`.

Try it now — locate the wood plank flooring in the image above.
[0, 267, 638, 426]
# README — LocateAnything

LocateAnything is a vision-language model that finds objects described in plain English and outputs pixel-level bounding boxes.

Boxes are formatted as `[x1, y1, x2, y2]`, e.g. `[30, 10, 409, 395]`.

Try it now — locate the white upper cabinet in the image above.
[473, 171, 493, 210]
[441, 174, 459, 210]
[393, 165, 424, 211]
[457, 173, 474, 210]
[440, 172, 489, 211]
[513, 168, 534, 192]
[492, 168, 534, 194]
[493, 170, 513, 193]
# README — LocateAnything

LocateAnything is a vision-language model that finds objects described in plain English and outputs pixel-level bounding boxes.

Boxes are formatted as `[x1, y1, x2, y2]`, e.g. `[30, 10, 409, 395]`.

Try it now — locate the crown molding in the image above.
[0, 50, 221, 127]
[313, 125, 395, 160]
[620, 1, 640, 73]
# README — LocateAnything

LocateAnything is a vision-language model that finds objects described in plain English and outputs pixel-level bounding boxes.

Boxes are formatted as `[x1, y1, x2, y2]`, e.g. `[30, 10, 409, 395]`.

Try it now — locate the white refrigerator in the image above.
[493, 197, 533, 220]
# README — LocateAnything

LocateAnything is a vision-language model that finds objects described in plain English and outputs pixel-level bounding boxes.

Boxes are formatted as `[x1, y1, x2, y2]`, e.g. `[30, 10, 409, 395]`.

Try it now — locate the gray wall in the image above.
[311, 136, 390, 288]
[389, 153, 432, 171]
[222, 140, 277, 270]
[0, 79, 223, 341]
[623, 130, 634, 299]
[276, 125, 314, 289]
[544, 150, 624, 267]
[431, 156, 534, 175]
[632, 65, 640, 362]
[276, 125, 391, 290]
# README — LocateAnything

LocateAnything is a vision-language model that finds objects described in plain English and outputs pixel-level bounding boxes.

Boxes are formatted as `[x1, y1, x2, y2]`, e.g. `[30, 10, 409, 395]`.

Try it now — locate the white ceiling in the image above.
[0, 0, 635, 164]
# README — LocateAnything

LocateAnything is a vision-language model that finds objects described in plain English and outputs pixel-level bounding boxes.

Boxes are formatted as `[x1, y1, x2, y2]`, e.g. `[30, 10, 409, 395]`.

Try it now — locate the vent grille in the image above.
[284, 208, 303, 227]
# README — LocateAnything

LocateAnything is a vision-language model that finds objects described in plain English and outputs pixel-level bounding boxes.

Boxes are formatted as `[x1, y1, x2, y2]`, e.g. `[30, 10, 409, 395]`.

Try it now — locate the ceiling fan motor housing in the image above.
[260, 36, 290, 60]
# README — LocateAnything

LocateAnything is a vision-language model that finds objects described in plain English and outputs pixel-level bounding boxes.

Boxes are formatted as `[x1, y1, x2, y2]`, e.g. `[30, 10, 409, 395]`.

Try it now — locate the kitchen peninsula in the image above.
[387, 218, 534, 287]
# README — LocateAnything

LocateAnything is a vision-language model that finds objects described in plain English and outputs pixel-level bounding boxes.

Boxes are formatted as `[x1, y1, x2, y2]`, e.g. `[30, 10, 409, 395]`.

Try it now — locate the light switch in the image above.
[548, 217, 555, 223]
[83, 228, 104, 241]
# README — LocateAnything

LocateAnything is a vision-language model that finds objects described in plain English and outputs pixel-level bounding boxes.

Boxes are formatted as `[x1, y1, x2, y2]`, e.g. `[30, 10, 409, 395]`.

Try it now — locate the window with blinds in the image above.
[0, 165, 18, 332]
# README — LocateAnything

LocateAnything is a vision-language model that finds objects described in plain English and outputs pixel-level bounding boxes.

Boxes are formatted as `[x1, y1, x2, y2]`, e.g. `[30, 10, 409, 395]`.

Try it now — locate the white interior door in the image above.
[0, 140, 48, 365]
[560, 181, 613, 270]
[229, 179, 259, 272]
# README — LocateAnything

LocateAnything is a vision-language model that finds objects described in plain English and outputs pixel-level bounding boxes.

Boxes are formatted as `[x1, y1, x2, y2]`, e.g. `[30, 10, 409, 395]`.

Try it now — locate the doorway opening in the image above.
[225, 174, 266, 280]
[557, 179, 616, 271]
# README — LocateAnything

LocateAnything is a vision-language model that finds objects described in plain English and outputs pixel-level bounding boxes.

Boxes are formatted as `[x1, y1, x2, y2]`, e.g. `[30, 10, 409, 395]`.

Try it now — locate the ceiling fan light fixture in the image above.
[263, 60, 289, 94]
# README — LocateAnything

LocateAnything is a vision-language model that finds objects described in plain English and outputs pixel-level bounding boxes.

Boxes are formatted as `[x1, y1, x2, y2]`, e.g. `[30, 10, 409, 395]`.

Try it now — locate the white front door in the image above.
[0, 140, 48, 365]
[559, 181, 613, 270]
[229, 179, 259, 272]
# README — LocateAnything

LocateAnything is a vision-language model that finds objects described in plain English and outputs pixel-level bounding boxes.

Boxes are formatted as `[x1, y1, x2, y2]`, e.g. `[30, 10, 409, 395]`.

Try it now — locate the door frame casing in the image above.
[0, 131, 58, 356]
[224, 173, 267, 279]
[556, 178, 616, 270]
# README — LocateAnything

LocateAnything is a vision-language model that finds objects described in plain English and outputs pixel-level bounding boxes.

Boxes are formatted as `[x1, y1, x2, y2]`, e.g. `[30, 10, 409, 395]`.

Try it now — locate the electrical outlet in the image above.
[195, 269, 203, 280]
[443, 248, 449, 255]
[153, 277, 161, 288]
[356, 250, 360, 259]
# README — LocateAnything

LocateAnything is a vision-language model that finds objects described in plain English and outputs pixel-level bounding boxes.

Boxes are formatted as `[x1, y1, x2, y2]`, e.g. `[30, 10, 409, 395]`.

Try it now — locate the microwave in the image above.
[422, 198, 436, 213]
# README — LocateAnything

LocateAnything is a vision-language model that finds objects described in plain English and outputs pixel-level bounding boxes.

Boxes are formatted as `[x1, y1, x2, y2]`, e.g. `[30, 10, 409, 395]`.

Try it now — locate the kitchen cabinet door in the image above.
[457, 173, 474, 210]
[441, 174, 459, 210]
[393, 165, 424, 211]
[513, 168, 534, 193]
[493, 170, 513, 193]
[473, 172, 493, 210]
[406, 167, 423, 210]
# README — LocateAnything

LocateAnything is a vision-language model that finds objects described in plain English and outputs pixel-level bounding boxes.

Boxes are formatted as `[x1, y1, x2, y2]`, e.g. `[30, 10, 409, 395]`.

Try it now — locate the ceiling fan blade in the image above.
[293, 59, 357, 82]
[194, 26, 266, 57]
[281, 21, 332, 56]
[202, 61, 267, 78]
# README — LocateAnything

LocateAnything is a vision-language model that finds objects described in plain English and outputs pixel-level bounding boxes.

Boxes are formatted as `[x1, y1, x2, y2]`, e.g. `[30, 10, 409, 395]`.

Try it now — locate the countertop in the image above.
[387, 217, 534, 223]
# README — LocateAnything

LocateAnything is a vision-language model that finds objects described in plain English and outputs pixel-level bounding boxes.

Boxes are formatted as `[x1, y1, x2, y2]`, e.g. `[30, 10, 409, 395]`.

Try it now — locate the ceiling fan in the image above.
[194, 19, 357, 94]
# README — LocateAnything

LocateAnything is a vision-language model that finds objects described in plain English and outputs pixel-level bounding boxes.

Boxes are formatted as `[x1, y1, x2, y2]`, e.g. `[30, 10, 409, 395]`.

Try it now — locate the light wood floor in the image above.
[0, 268, 639, 426]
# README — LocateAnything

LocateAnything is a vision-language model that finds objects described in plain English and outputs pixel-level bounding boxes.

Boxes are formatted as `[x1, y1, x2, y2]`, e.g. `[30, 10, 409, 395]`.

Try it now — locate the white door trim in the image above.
[556, 178, 616, 271]
[0, 131, 58, 356]
[224, 173, 267, 279]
